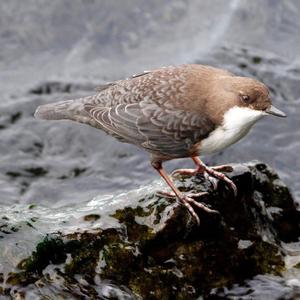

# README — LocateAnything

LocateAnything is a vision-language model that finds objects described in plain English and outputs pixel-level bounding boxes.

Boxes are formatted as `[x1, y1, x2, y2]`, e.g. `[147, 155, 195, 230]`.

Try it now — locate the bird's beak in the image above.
[265, 105, 287, 118]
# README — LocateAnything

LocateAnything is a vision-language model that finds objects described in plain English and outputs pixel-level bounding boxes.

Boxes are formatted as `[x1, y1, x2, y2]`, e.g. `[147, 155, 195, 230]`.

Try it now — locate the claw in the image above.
[152, 160, 223, 227]
[205, 167, 237, 196]
[156, 191, 215, 225]
[226, 179, 238, 196]
[179, 195, 219, 225]
[171, 164, 236, 196]
[183, 196, 218, 214]
[190, 157, 238, 196]
[179, 196, 201, 225]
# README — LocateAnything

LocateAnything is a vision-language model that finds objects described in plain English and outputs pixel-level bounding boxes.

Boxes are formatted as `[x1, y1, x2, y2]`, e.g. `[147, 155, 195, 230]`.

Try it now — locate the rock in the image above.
[3, 161, 300, 299]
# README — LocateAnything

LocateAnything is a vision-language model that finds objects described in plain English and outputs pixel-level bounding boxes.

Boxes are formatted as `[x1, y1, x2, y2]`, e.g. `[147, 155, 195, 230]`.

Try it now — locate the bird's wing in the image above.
[85, 65, 224, 156]
[92, 65, 186, 107]
[84, 99, 214, 157]
[94, 70, 152, 93]
[91, 64, 233, 111]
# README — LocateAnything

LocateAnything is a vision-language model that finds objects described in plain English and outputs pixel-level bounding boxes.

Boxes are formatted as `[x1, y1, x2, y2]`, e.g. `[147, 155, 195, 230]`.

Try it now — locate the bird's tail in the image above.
[34, 95, 93, 122]
[34, 100, 75, 120]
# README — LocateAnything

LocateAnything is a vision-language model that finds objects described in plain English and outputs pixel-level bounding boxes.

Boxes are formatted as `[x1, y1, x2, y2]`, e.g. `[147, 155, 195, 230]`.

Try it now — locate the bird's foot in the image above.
[152, 161, 218, 226]
[171, 164, 236, 196]
[203, 165, 237, 196]
[156, 190, 215, 225]
[172, 167, 218, 190]
[179, 195, 218, 225]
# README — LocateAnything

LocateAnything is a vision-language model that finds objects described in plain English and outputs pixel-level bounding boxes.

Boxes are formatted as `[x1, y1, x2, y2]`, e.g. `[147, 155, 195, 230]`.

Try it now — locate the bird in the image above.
[34, 64, 286, 225]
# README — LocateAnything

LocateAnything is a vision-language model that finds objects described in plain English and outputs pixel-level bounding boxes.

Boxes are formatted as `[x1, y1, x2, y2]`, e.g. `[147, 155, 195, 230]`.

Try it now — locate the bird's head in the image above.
[206, 75, 287, 129]
[230, 77, 286, 118]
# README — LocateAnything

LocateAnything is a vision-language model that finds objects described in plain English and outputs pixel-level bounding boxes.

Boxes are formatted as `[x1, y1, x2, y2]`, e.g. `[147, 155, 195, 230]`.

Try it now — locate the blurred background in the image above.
[0, 0, 300, 206]
[1, 1, 300, 297]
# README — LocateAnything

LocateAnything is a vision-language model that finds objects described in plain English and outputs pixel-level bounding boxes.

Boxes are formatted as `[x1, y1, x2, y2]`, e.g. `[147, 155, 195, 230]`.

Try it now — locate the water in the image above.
[0, 0, 300, 298]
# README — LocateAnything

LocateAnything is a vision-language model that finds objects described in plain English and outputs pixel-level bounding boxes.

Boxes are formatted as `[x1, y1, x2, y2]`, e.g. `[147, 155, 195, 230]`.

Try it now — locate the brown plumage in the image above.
[35, 64, 286, 225]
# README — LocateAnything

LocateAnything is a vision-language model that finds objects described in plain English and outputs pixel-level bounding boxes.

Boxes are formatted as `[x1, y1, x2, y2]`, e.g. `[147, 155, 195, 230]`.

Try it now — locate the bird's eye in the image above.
[240, 94, 250, 103]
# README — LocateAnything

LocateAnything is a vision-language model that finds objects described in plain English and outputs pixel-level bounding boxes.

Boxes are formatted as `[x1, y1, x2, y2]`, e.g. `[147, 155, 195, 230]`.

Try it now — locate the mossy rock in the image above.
[3, 161, 299, 299]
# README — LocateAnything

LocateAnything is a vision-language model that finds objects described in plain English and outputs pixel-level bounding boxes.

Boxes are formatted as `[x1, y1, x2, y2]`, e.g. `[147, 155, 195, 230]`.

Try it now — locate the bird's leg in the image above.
[192, 157, 237, 196]
[171, 158, 218, 189]
[171, 157, 237, 195]
[152, 161, 216, 225]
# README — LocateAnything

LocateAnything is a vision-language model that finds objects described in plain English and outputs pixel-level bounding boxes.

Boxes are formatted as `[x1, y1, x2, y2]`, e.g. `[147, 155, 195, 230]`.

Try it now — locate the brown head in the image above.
[185, 65, 286, 124]
[221, 76, 286, 118]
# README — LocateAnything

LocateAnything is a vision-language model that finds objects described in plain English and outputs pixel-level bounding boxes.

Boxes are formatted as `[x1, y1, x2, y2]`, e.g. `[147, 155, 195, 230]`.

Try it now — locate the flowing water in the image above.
[0, 1, 300, 298]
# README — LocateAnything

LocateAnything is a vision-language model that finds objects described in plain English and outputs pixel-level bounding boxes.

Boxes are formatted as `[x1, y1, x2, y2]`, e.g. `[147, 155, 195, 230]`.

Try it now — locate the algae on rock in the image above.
[3, 161, 300, 299]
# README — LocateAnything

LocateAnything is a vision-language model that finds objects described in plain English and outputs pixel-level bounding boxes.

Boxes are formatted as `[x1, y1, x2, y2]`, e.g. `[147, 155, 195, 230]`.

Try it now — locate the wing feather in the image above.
[83, 65, 221, 157]
[84, 99, 214, 157]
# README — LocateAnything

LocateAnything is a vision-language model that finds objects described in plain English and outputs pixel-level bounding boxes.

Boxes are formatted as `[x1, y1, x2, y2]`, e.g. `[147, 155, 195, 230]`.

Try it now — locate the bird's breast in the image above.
[197, 106, 265, 155]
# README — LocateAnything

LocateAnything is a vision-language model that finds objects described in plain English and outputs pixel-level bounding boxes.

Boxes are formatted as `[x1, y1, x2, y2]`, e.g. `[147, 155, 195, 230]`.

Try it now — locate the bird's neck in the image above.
[222, 106, 265, 132]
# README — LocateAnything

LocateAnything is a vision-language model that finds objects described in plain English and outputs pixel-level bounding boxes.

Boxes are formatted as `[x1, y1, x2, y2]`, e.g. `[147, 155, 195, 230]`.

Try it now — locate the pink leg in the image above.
[171, 157, 237, 195]
[192, 157, 237, 196]
[152, 161, 217, 225]
[172, 168, 199, 176]
[172, 160, 218, 189]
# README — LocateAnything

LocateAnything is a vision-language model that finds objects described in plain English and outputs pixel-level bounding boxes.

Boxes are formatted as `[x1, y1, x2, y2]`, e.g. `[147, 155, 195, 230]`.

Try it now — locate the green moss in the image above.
[147, 198, 174, 225]
[18, 235, 68, 273]
[112, 206, 155, 242]
[244, 240, 285, 275]
[4, 162, 298, 299]
[129, 268, 192, 300]
[65, 242, 101, 279]
[100, 242, 140, 282]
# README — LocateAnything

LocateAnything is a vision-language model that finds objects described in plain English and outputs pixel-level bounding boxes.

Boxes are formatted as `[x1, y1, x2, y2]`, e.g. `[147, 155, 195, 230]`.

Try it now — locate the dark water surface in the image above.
[0, 1, 300, 298]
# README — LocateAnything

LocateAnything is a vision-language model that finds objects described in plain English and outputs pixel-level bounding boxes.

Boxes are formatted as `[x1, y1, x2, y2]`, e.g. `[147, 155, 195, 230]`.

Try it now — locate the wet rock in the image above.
[3, 161, 299, 299]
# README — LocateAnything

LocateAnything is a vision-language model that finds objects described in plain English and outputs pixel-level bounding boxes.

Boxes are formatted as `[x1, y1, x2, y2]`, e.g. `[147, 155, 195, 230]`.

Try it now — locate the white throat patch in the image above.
[199, 106, 266, 155]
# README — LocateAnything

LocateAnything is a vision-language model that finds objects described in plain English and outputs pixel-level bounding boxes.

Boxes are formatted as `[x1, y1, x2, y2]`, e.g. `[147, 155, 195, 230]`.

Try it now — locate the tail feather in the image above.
[35, 101, 69, 120]
[34, 99, 84, 121]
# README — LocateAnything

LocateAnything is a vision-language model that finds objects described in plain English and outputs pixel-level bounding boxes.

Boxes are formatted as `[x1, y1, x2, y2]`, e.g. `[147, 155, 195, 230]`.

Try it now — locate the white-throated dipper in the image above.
[35, 64, 286, 225]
